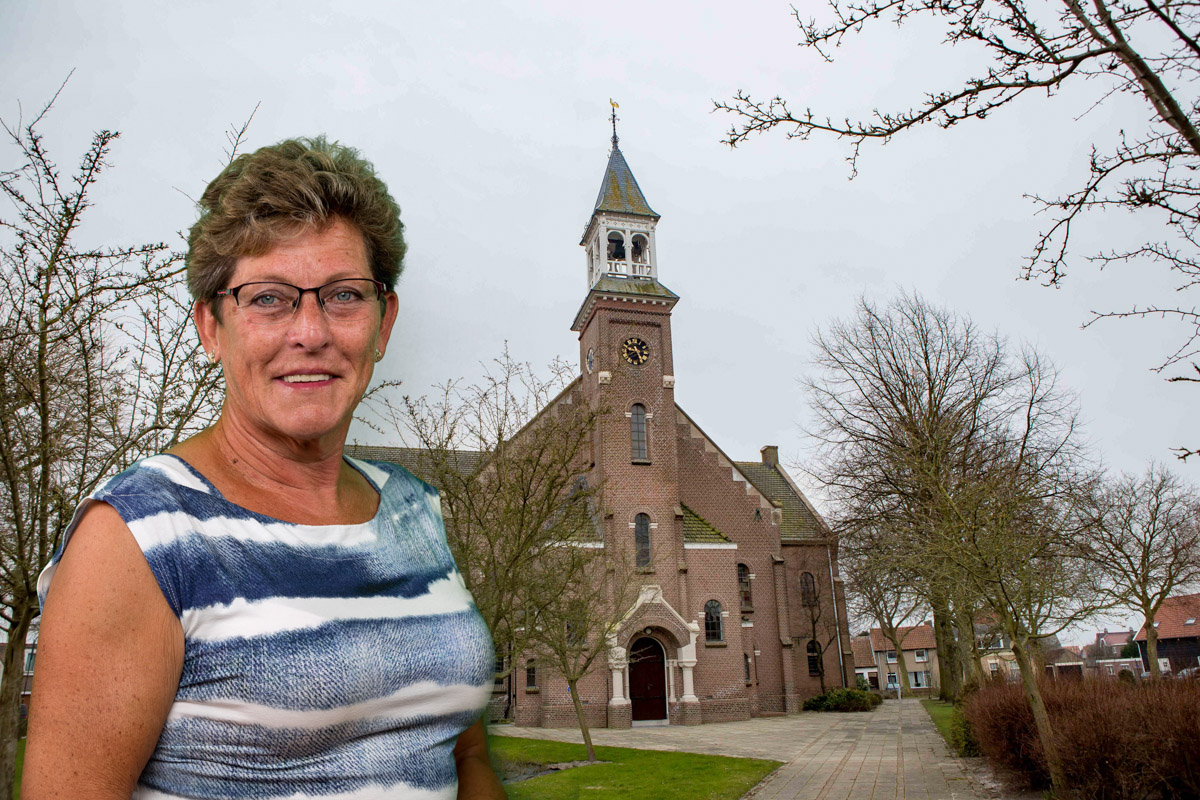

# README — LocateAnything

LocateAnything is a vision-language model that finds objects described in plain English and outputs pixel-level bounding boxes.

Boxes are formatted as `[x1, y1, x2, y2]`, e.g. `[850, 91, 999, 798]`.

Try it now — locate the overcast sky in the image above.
[3, 1, 1192, 639]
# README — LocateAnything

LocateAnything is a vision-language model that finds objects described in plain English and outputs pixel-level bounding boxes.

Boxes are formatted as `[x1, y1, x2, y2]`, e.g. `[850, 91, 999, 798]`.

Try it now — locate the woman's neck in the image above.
[169, 412, 377, 525]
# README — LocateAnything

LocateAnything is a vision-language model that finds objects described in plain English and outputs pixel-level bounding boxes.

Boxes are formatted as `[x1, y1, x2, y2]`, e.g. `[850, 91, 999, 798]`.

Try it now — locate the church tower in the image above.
[572, 122, 684, 611]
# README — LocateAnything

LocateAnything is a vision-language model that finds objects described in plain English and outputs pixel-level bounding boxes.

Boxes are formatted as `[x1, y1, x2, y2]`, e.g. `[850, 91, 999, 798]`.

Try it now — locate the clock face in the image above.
[586, 347, 595, 374]
[621, 337, 650, 366]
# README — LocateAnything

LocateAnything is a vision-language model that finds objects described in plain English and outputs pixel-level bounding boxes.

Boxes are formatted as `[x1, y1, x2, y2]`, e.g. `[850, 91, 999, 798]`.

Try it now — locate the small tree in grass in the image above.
[525, 537, 640, 762]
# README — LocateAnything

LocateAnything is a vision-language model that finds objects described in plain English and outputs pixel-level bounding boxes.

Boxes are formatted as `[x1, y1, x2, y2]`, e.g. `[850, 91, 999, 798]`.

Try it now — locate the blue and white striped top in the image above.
[38, 454, 495, 800]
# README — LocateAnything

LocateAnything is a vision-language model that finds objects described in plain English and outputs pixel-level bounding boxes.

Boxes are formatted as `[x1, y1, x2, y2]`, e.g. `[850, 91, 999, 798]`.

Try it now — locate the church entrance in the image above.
[629, 637, 667, 724]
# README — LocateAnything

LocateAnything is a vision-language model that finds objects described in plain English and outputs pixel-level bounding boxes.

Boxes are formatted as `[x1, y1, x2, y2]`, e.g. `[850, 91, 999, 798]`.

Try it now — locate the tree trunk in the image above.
[0, 601, 36, 800]
[930, 598, 961, 700]
[955, 608, 985, 688]
[1144, 613, 1161, 678]
[882, 629, 912, 695]
[566, 678, 596, 762]
[1011, 638, 1070, 797]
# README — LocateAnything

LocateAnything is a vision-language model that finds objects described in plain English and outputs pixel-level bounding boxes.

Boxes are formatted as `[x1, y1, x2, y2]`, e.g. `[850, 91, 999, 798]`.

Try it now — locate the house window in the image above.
[704, 600, 724, 642]
[24, 647, 35, 673]
[989, 662, 999, 674]
[738, 563, 752, 610]
[800, 572, 817, 607]
[807, 641, 821, 675]
[744, 653, 752, 683]
[886, 672, 898, 688]
[911, 671, 930, 688]
[915, 649, 927, 663]
[631, 404, 649, 461]
[494, 657, 506, 688]
[635, 513, 651, 568]
[525, 661, 537, 689]
[886, 650, 897, 663]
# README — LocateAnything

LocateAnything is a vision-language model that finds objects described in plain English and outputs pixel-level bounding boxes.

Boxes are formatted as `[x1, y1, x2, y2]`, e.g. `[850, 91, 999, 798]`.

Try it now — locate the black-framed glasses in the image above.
[215, 279, 386, 325]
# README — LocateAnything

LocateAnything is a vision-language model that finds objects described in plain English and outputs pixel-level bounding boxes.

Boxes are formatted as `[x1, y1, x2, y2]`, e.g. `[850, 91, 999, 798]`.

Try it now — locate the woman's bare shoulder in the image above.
[24, 502, 183, 799]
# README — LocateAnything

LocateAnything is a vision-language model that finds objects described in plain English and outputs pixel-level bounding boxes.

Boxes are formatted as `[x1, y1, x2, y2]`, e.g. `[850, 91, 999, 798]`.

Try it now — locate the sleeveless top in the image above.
[37, 454, 495, 800]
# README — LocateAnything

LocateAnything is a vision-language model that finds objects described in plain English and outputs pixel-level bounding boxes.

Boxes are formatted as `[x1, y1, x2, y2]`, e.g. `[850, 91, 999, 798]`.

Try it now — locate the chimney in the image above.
[760, 445, 779, 466]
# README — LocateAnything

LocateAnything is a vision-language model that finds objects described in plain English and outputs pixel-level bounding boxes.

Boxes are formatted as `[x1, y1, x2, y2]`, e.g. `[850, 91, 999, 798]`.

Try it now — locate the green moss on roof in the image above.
[735, 462, 826, 542]
[594, 146, 658, 218]
[590, 276, 679, 299]
[682, 504, 732, 544]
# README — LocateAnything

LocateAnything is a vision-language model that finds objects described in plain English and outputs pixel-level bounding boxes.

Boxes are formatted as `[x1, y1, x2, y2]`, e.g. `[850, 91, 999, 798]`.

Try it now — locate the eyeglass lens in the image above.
[231, 280, 382, 324]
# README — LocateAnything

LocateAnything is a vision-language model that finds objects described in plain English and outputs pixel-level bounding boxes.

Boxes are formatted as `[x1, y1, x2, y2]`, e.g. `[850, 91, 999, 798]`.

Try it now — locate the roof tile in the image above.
[1134, 592, 1200, 641]
[594, 146, 657, 217]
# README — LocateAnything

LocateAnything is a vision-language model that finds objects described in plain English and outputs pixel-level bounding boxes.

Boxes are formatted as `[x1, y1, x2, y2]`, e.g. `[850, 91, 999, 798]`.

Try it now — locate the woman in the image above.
[25, 138, 506, 800]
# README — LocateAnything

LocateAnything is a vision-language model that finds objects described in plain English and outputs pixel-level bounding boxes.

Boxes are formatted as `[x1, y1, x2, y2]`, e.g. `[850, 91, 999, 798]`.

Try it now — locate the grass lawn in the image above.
[489, 736, 780, 800]
[921, 698, 956, 749]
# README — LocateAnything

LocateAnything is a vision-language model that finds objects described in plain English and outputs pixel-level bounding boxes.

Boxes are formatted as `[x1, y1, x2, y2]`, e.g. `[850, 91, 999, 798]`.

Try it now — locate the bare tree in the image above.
[806, 292, 1010, 700]
[0, 84, 224, 794]
[795, 566, 846, 693]
[391, 348, 601, 687]
[717, 0, 1200, 453]
[1082, 462, 1200, 677]
[841, 526, 929, 694]
[924, 348, 1096, 795]
[524, 538, 640, 762]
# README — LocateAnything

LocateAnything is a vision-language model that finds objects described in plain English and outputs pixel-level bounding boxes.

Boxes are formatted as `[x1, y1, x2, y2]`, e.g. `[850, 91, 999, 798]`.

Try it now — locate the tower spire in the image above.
[609, 98, 620, 148]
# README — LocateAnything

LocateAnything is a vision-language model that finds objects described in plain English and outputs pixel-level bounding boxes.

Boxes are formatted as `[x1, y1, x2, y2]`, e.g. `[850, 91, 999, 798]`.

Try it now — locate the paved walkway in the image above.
[492, 699, 1001, 799]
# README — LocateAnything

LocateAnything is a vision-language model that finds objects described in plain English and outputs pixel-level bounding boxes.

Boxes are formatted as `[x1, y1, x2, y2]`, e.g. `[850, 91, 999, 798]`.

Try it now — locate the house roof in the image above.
[593, 145, 658, 218]
[343, 444, 484, 484]
[1097, 630, 1134, 647]
[851, 635, 875, 670]
[734, 461, 828, 542]
[681, 505, 733, 544]
[869, 624, 936, 653]
[1134, 593, 1200, 641]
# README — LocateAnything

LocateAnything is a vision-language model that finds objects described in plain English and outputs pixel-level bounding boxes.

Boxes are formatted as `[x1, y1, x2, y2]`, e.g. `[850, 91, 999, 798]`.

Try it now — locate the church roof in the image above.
[681, 504, 733, 544]
[571, 276, 678, 332]
[734, 461, 828, 542]
[590, 275, 678, 299]
[594, 145, 658, 218]
[344, 444, 484, 482]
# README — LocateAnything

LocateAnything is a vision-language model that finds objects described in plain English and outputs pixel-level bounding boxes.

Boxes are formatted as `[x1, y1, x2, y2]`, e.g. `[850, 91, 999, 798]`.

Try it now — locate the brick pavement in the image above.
[491, 699, 1001, 799]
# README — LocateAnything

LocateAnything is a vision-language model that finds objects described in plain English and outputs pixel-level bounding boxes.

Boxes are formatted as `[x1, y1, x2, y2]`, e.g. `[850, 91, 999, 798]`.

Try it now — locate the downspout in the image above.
[827, 544, 846, 688]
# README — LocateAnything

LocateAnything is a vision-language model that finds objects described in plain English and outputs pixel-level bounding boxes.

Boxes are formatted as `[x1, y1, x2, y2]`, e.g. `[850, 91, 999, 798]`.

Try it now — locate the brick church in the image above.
[356, 130, 853, 727]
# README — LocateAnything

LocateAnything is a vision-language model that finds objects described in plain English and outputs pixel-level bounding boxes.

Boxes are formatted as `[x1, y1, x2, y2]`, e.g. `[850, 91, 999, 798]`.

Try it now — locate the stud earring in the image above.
[206, 351, 219, 365]
[374, 348, 383, 363]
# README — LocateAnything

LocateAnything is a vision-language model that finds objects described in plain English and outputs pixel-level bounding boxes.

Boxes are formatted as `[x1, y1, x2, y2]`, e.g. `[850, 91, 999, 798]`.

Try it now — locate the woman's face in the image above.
[194, 217, 398, 447]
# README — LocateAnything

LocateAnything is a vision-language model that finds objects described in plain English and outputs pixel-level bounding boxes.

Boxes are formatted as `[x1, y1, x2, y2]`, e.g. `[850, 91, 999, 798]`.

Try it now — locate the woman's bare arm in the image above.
[454, 719, 507, 799]
[23, 502, 184, 799]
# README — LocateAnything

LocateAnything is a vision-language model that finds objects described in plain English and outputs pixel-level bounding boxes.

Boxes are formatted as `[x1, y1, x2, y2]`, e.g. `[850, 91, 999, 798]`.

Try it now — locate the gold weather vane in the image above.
[609, 99, 620, 147]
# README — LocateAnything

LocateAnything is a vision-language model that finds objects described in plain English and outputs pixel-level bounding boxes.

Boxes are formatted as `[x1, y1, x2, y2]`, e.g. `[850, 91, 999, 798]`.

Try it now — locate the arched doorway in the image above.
[629, 636, 667, 723]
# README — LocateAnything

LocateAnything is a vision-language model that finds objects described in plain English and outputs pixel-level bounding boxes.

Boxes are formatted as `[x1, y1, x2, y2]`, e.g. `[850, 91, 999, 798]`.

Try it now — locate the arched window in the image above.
[631, 404, 649, 461]
[800, 572, 818, 607]
[704, 600, 724, 642]
[631, 233, 650, 273]
[607, 231, 626, 261]
[738, 563, 752, 610]
[807, 641, 821, 675]
[635, 513, 651, 569]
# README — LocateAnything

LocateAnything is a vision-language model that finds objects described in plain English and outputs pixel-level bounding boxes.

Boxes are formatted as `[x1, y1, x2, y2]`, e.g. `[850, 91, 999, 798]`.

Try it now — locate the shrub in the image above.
[803, 688, 879, 712]
[962, 677, 1200, 798]
[1117, 668, 1136, 684]
[947, 707, 979, 757]
[856, 675, 870, 692]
